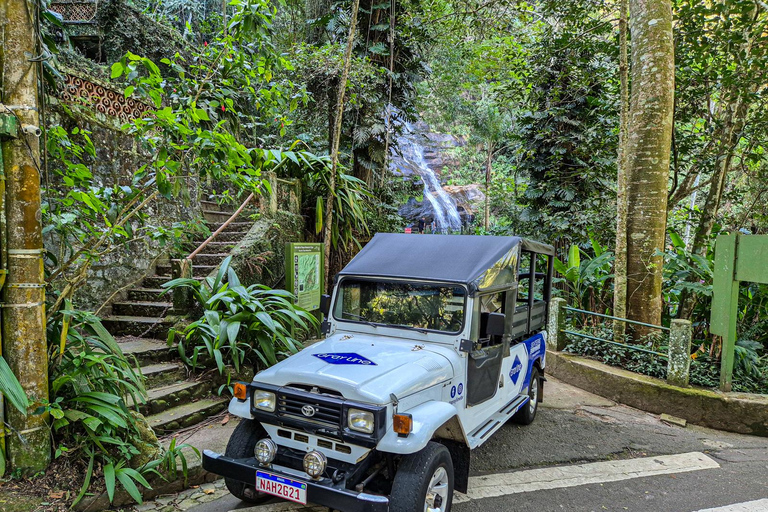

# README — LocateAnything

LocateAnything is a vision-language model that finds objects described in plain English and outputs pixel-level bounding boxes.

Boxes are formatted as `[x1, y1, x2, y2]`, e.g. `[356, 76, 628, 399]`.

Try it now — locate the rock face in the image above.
[443, 184, 485, 215]
[391, 122, 481, 230]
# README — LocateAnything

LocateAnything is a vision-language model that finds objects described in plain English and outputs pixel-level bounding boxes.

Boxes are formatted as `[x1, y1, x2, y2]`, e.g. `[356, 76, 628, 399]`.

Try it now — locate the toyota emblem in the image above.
[301, 405, 316, 417]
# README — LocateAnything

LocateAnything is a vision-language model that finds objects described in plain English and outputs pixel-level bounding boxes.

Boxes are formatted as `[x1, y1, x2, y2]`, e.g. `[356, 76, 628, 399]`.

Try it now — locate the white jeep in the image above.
[203, 233, 554, 512]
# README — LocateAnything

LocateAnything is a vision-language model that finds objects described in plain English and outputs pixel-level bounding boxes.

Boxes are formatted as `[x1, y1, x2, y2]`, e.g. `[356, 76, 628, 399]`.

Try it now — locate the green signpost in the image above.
[711, 233, 768, 391]
[285, 243, 324, 311]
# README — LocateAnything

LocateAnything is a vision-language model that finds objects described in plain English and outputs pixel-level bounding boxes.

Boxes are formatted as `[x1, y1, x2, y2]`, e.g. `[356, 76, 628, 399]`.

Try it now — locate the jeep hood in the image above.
[253, 333, 456, 404]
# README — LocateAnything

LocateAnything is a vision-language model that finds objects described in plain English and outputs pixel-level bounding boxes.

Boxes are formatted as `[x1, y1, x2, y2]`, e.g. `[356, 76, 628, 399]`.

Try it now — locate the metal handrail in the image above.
[563, 306, 670, 332]
[562, 330, 668, 358]
[187, 193, 254, 260]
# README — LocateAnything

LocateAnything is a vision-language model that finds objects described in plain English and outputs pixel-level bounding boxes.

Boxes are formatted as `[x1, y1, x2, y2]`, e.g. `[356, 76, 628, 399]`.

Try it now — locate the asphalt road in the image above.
[182, 378, 768, 512]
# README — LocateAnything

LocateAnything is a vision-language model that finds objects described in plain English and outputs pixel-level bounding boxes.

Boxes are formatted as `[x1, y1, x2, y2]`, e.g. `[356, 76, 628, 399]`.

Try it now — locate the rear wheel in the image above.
[513, 366, 541, 425]
[390, 442, 454, 512]
[224, 419, 271, 504]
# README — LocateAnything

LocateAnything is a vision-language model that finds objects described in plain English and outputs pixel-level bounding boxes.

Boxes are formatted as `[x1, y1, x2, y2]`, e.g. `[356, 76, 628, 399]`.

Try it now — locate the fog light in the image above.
[303, 450, 327, 479]
[254, 439, 277, 465]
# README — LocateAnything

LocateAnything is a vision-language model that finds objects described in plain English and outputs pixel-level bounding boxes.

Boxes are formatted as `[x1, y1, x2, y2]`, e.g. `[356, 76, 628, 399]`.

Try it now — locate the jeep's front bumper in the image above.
[202, 450, 389, 512]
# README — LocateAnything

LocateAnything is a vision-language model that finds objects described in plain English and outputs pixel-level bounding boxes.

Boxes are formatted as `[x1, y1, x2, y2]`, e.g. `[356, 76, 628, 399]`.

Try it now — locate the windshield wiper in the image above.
[341, 314, 378, 328]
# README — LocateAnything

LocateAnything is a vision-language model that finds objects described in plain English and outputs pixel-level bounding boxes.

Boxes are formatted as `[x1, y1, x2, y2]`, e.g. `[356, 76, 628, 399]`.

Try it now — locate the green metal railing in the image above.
[562, 306, 669, 359]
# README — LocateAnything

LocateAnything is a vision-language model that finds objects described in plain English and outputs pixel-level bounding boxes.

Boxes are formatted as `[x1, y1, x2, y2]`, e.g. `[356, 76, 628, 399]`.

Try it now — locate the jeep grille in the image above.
[277, 391, 342, 428]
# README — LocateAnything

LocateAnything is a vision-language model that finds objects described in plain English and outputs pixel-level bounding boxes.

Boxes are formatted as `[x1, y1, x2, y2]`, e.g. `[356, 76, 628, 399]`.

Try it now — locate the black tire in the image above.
[513, 366, 541, 425]
[224, 419, 271, 504]
[390, 442, 454, 512]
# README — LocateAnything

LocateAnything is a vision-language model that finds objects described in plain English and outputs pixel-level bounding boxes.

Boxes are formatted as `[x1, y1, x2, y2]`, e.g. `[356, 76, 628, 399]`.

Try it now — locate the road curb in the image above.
[546, 350, 768, 437]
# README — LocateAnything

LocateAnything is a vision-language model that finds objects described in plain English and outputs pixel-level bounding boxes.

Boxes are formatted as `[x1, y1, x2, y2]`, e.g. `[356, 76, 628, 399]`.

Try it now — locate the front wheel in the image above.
[224, 419, 271, 504]
[513, 366, 541, 425]
[390, 442, 454, 512]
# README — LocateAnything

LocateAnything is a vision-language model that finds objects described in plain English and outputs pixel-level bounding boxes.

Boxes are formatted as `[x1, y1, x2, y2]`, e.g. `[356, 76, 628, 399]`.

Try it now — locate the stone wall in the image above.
[45, 76, 203, 311]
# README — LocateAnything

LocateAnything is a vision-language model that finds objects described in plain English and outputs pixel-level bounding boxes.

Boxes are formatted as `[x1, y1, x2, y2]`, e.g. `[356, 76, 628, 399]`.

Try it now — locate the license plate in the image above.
[256, 470, 308, 505]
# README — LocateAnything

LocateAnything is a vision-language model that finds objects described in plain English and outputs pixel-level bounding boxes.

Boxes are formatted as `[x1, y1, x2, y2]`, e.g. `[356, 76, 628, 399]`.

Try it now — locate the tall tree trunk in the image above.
[380, 0, 396, 189]
[0, 0, 51, 473]
[353, 146, 372, 187]
[624, 0, 675, 335]
[305, 0, 332, 43]
[689, 99, 750, 256]
[324, 0, 361, 289]
[613, 0, 629, 337]
[484, 144, 493, 231]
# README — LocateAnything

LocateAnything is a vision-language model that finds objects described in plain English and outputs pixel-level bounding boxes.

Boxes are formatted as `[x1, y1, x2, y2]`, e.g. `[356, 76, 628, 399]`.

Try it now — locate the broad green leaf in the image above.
[104, 463, 116, 503]
[110, 62, 124, 79]
[116, 469, 143, 504]
[0, 356, 28, 415]
[567, 244, 581, 270]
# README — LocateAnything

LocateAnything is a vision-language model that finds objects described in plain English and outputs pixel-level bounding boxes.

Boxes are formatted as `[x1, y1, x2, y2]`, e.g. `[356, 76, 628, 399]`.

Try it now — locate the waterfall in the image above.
[393, 124, 462, 233]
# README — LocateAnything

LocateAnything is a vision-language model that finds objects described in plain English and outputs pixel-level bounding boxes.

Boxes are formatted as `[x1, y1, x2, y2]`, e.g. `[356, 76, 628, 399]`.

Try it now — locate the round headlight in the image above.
[252, 389, 276, 412]
[348, 408, 374, 434]
[254, 438, 277, 465]
[303, 450, 327, 479]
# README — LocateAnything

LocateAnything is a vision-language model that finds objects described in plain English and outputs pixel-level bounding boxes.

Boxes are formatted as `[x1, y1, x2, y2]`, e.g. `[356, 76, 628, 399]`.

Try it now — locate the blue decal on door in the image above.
[313, 353, 377, 366]
[457, 383, 463, 395]
[450, 386, 457, 398]
[509, 355, 523, 384]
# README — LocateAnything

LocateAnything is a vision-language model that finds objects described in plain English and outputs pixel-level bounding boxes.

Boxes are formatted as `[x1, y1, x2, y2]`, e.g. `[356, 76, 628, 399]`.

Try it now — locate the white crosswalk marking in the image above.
[232, 451, 720, 511]
[455, 451, 719, 502]
[696, 499, 768, 512]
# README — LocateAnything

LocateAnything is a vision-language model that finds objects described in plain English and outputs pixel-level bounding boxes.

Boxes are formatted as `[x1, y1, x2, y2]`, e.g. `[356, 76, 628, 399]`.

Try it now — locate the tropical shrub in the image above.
[164, 256, 317, 385]
[553, 236, 614, 314]
[46, 309, 195, 505]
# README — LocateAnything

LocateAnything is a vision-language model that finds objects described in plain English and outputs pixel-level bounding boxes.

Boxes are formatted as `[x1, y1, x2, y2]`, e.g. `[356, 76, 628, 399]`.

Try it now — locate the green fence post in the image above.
[171, 258, 193, 312]
[667, 319, 692, 387]
[710, 234, 739, 392]
[547, 298, 567, 351]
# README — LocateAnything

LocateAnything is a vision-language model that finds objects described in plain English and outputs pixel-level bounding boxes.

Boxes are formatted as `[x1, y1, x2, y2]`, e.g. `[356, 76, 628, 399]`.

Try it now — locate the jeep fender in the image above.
[377, 401, 458, 455]
[228, 397, 254, 420]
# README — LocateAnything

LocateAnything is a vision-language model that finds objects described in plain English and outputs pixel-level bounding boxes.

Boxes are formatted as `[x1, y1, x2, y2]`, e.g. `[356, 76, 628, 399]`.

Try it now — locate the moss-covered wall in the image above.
[45, 100, 203, 311]
[96, 0, 191, 66]
[229, 210, 305, 289]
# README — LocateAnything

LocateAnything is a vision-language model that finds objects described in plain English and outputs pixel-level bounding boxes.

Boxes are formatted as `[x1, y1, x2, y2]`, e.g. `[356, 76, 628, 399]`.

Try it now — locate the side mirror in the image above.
[483, 312, 506, 338]
[319, 294, 331, 316]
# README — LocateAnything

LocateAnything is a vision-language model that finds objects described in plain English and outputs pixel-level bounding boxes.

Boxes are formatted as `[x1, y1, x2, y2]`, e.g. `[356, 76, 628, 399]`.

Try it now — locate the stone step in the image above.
[194, 230, 250, 243]
[188, 253, 229, 266]
[140, 362, 186, 387]
[147, 398, 228, 433]
[112, 300, 173, 317]
[102, 315, 173, 339]
[132, 380, 212, 416]
[197, 241, 238, 252]
[117, 337, 175, 365]
[156, 264, 218, 278]
[200, 200, 236, 212]
[143, 275, 204, 288]
[203, 210, 235, 223]
[207, 221, 253, 233]
[127, 287, 166, 302]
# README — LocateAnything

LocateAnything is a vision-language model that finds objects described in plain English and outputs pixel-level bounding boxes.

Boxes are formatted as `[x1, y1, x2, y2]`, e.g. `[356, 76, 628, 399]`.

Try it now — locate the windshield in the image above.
[333, 278, 466, 334]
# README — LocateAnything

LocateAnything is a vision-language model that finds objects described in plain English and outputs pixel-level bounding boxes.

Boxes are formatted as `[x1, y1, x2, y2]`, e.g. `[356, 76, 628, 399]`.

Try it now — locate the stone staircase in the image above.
[101, 199, 254, 436]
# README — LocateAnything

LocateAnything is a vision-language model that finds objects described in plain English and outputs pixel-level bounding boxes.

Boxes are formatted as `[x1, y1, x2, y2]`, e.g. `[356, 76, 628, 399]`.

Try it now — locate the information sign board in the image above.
[285, 243, 324, 311]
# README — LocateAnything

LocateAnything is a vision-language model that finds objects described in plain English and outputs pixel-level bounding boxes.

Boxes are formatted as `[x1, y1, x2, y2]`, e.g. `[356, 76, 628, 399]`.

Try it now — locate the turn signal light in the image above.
[234, 382, 248, 401]
[393, 413, 413, 436]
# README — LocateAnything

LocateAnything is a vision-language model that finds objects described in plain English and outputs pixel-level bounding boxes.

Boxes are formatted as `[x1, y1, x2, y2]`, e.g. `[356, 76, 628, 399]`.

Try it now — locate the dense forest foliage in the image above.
[44, 0, 768, 407]
[1, 0, 766, 505]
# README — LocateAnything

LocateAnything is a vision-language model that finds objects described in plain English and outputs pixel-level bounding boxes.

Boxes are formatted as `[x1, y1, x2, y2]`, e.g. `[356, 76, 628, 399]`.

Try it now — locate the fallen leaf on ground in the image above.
[203, 489, 215, 495]
[221, 414, 230, 425]
[48, 491, 64, 499]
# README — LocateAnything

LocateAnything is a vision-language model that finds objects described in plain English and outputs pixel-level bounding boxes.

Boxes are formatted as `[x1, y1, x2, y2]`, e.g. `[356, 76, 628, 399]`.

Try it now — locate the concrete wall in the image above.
[547, 350, 768, 437]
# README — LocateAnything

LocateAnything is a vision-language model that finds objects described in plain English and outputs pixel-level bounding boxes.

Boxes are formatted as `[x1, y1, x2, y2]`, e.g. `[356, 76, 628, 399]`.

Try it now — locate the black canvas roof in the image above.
[338, 233, 554, 291]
